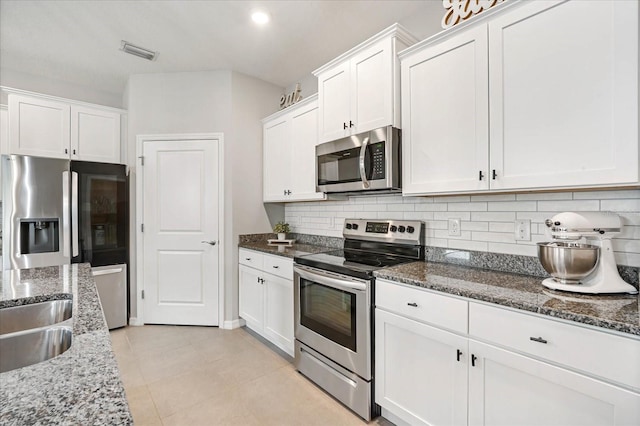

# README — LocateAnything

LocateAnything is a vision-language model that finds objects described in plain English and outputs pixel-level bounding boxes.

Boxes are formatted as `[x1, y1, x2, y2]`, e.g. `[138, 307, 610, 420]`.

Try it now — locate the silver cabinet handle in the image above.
[530, 336, 548, 344]
[407, 302, 418, 307]
[71, 171, 79, 257]
[201, 240, 217, 246]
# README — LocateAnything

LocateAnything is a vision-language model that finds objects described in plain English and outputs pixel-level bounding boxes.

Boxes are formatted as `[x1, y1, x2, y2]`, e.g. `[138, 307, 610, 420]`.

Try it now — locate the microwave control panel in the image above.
[371, 142, 386, 179]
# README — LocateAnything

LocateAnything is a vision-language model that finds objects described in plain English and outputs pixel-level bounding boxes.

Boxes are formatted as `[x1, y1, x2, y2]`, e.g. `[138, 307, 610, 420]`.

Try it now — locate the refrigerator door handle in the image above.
[71, 171, 79, 258]
[62, 171, 71, 258]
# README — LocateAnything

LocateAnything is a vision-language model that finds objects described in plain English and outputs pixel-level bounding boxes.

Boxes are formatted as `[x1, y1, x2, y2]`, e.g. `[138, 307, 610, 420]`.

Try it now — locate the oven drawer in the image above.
[469, 302, 640, 390]
[263, 254, 293, 280]
[376, 279, 468, 334]
[239, 248, 263, 269]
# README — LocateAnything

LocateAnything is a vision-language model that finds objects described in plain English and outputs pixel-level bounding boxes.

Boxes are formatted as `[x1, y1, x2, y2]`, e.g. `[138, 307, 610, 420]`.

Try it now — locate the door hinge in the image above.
[141, 290, 145, 299]
[138, 155, 144, 166]
[141, 223, 144, 232]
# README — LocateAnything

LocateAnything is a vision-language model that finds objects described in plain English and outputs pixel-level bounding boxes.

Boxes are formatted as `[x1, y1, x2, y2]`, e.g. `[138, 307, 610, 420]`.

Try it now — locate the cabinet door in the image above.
[71, 105, 121, 163]
[351, 39, 394, 135]
[468, 340, 640, 426]
[317, 61, 351, 143]
[263, 116, 291, 202]
[9, 94, 70, 159]
[375, 309, 468, 426]
[402, 25, 489, 195]
[489, 0, 639, 190]
[239, 265, 264, 331]
[263, 274, 294, 356]
[289, 101, 325, 202]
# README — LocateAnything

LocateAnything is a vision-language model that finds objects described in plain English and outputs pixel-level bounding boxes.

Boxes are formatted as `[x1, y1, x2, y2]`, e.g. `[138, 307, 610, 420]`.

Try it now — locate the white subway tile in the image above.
[620, 213, 640, 226]
[573, 189, 640, 199]
[613, 252, 640, 267]
[489, 222, 515, 233]
[361, 204, 384, 211]
[435, 230, 472, 240]
[471, 212, 516, 222]
[472, 231, 514, 243]
[343, 204, 364, 211]
[619, 225, 640, 240]
[387, 203, 415, 212]
[356, 212, 379, 219]
[448, 202, 488, 212]
[432, 195, 471, 203]
[403, 211, 434, 220]
[415, 203, 448, 212]
[488, 242, 537, 257]
[376, 195, 403, 204]
[516, 192, 573, 200]
[488, 201, 537, 211]
[434, 211, 471, 221]
[426, 220, 448, 230]
[379, 211, 404, 220]
[537, 200, 600, 211]
[448, 239, 488, 252]
[424, 237, 448, 247]
[601, 199, 640, 212]
[612, 239, 640, 254]
[470, 194, 516, 202]
[462, 221, 489, 231]
[516, 212, 555, 223]
[405, 196, 434, 203]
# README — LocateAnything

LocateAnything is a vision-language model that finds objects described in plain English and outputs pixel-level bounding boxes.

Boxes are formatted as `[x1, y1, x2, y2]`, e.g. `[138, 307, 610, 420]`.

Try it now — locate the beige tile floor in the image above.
[110, 325, 394, 426]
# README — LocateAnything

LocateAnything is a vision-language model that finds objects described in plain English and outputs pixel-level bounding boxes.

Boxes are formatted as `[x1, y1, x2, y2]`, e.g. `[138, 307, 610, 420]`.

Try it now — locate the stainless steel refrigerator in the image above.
[2, 155, 129, 329]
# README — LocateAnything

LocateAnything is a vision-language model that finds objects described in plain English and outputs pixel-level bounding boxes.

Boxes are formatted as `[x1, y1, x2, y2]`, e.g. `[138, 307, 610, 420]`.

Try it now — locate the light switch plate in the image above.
[515, 219, 531, 241]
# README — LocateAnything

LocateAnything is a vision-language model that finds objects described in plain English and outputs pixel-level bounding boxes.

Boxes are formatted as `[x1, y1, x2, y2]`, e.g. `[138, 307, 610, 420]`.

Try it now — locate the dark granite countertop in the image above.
[0, 263, 133, 425]
[375, 261, 639, 336]
[238, 240, 333, 259]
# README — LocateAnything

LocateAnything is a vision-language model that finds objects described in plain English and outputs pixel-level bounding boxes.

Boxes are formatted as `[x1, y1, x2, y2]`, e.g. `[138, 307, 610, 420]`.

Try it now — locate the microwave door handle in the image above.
[359, 137, 370, 189]
[294, 265, 368, 292]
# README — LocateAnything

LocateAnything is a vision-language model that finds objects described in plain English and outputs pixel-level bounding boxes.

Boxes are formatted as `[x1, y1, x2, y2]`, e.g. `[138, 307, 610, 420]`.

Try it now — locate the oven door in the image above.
[293, 264, 371, 380]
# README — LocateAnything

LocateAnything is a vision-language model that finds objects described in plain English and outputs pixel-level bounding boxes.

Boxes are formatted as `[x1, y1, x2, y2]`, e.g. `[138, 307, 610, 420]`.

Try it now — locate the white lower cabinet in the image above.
[468, 340, 640, 426]
[375, 309, 468, 426]
[375, 280, 640, 426]
[238, 248, 294, 356]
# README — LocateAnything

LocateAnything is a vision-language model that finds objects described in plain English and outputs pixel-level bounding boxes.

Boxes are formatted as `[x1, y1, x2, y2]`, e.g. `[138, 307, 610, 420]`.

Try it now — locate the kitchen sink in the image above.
[0, 325, 73, 373]
[0, 299, 73, 335]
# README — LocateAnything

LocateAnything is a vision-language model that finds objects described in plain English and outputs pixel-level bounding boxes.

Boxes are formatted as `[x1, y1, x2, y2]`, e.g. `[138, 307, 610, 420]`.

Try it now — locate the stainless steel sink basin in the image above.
[0, 325, 73, 373]
[0, 299, 73, 335]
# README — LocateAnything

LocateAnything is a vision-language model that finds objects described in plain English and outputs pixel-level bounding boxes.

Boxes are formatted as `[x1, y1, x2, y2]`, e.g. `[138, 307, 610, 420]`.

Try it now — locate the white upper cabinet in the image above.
[8, 92, 123, 163]
[71, 105, 121, 163]
[263, 95, 326, 202]
[402, 25, 489, 194]
[401, 0, 639, 196]
[314, 24, 418, 143]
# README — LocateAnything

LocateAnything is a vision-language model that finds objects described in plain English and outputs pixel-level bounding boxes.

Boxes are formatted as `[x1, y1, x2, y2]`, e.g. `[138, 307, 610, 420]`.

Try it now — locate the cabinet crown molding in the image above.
[312, 23, 419, 76]
[261, 93, 318, 123]
[1, 86, 127, 114]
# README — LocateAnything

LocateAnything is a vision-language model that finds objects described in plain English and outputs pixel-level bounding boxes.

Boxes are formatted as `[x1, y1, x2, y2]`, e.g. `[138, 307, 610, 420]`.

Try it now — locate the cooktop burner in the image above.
[294, 249, 417, 279]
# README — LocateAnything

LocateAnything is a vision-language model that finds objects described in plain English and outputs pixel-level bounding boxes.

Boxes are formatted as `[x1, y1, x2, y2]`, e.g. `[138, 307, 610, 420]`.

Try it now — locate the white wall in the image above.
[125, 70, 283, 323]
[0, 68, 123, 108]
[285, 189, 640, 267]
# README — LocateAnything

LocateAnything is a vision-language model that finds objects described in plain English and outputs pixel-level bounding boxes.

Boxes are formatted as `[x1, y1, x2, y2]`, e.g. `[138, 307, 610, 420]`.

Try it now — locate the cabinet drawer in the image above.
[239, 248, 263, 269]
[376, 279, 468, 334]
[263, 254, 293, 280]
[469, 302, 640, 390]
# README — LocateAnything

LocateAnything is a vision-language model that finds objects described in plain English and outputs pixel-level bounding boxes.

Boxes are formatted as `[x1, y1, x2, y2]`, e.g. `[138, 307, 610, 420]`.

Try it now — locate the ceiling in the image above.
[0, 0, 444, 101]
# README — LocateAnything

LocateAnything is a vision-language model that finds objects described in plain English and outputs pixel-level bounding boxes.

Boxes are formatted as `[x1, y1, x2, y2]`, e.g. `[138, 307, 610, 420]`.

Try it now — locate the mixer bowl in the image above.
[537, 242, 600, 284]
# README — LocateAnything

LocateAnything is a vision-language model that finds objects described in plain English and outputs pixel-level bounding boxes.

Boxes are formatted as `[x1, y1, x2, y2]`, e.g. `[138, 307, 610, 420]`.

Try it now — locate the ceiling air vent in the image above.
[120, 41, 158, 61]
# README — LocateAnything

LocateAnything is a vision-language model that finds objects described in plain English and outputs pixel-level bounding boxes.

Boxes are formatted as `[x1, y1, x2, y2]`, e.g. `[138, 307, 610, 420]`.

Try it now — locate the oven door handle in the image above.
[294, 266, 368, 292]
[358, 136, 370, 189]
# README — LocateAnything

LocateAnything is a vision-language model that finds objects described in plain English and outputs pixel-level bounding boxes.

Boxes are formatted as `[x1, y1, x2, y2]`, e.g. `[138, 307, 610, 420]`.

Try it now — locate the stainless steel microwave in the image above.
[316, 126, 401, 193]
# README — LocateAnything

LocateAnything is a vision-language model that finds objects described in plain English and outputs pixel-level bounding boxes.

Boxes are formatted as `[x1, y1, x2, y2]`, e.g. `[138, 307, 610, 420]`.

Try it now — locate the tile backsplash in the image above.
[284, 189, 640, 267]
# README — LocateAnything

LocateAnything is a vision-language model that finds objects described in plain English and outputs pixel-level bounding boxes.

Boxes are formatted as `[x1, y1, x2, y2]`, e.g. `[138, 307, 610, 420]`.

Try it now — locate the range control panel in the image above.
[343, 219, 423, 244]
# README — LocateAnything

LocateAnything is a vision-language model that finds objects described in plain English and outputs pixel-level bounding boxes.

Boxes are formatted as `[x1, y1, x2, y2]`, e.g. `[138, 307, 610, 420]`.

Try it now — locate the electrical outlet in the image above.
[515, 219, 531, 241]
[448, 218, 461, 237]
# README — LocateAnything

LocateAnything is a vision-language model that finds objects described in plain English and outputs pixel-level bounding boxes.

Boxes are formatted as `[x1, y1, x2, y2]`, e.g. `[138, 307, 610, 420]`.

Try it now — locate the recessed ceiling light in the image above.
[251, 11, 270, 25]
[120, 40, 158, 61]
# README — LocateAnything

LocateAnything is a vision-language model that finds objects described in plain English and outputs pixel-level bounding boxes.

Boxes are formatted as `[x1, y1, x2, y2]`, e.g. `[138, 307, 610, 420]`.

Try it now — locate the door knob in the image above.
[201, 240, 217, 246]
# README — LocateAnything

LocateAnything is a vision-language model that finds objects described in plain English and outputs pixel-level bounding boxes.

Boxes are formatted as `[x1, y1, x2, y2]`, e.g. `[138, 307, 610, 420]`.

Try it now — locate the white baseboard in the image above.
[222, 318, 246, 330]
[128, 317, 144, 326]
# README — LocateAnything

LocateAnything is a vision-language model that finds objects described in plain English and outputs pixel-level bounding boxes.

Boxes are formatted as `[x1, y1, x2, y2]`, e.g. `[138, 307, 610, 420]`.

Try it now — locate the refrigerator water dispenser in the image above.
[19, 219, 60, 254]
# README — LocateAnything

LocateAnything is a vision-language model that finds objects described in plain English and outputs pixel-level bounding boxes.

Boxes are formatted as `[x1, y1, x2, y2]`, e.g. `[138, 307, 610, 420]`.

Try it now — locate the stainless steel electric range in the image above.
[293, 219, 425, 421]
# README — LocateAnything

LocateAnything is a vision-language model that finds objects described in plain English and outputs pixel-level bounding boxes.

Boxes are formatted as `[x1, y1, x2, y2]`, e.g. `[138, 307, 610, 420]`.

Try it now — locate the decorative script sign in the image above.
[280, 83, 302, 109]
[442, 0, 505, 29]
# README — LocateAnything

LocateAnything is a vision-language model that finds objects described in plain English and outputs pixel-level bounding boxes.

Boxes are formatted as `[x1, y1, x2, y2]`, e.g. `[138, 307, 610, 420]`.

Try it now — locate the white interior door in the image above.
[143, 139, 220, 325]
